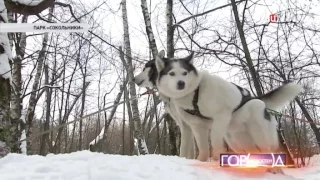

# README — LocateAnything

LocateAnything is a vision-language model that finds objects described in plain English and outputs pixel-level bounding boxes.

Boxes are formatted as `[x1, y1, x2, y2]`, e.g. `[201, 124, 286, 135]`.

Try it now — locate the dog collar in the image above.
[183, 86, 212, 120]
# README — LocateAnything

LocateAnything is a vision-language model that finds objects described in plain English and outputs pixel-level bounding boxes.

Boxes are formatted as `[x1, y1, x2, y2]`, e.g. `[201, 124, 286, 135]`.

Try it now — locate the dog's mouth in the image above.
[137, 80, 144, 86]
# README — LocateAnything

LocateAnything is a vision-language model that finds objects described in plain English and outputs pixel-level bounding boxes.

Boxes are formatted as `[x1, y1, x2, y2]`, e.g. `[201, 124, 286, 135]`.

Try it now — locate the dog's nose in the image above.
[177, 81, 185, 90]
[132, 78, 135, 82]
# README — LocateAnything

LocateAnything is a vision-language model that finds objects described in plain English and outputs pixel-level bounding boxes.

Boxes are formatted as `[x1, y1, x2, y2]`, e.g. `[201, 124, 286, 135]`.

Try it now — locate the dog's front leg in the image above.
[210, 111, 232, 161]
[187, 134, 196, 159]
[191, 125, 210, 161]
[179, 121, 193, 158]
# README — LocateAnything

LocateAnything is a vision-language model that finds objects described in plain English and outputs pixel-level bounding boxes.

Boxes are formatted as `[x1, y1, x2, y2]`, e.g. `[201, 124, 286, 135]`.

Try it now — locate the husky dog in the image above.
[153, 50, 302, 165]
[134, 59, 197, 159]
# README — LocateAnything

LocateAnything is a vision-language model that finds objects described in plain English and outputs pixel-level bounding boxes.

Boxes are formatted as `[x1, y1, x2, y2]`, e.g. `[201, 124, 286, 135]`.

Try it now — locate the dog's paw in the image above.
[266, 167, 284, 174]
[211, 147, 223, 161]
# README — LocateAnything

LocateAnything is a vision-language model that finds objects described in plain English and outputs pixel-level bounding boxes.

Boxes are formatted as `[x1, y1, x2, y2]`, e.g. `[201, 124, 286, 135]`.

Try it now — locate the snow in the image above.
[0, 0, 8, 23]
[134, 138, 139, 155]
[141, 139, 149, 154]
[0, 53, 11, 79]
[19, 114, 27, 155]
[0, 0, 13, 81]
[11, 0, 43, 6]
[89, 127, 105, 146]
[0, 30, 13, 81]
[0, 151, 319, 180]
[19, 130, 27, 155]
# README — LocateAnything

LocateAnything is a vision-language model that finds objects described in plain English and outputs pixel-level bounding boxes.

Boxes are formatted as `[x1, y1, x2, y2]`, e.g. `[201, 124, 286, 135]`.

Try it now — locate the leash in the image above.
[267, 108, 320, 126]
[19, 92, 151, 144]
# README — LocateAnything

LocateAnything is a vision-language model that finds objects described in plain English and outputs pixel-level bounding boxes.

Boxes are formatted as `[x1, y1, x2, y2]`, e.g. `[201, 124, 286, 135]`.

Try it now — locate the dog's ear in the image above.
[182, 51, 194, 64]
[155, 50, 165, 71]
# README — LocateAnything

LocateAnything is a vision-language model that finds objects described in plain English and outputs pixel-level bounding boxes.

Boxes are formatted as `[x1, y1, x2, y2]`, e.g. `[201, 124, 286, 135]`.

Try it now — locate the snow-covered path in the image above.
[0, 151, 319, 180]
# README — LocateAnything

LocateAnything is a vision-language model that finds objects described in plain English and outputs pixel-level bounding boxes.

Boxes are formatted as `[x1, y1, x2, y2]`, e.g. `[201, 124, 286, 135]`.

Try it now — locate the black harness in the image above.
[183, 86, 212, 120]
[182, 84, 254, 119]
[232, 84, 256, 112]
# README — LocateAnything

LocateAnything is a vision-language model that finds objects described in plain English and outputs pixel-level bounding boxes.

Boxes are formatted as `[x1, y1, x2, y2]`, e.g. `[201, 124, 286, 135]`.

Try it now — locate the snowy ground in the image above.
[0, 151, 320, 180]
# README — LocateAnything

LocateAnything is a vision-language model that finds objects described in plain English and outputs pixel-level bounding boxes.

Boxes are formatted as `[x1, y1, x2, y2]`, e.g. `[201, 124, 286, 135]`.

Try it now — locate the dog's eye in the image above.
[169, 72, 175, 76]
[182, 71, 187, 76]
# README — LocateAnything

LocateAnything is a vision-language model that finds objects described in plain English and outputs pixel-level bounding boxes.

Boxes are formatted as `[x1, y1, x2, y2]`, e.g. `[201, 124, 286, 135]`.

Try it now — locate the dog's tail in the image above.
[259, 83, 302, 110]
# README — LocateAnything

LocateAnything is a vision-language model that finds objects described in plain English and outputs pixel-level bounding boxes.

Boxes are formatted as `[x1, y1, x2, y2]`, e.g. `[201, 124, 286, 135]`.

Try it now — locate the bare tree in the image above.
[121, 0, 148, 155]
[89, 82, 126, 151]
[0, 0, 13, 155]
[10, 14, 28, 153]
[165, 0, 179, 155]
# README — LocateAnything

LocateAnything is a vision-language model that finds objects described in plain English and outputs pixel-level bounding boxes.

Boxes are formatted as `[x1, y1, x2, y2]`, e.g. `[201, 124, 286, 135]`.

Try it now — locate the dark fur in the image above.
[144, 59, 158, 86]
[158, 54, 198, 82]
[0, 44, 5, 54]
[232, 84, 271, 121]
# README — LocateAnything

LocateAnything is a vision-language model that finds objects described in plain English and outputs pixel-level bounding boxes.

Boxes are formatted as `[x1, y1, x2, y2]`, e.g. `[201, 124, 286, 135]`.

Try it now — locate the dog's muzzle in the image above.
[177, 81, 185, 90]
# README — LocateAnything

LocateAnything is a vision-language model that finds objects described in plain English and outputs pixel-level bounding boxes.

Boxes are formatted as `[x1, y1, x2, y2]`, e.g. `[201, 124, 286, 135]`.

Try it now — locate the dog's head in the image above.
[133, 59, 158, 88]
[155, 50, 200, 98]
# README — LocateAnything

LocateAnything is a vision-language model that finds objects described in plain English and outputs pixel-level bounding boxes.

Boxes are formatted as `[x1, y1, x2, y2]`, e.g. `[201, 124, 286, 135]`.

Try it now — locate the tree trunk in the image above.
[25, 7, 51, 153]
[165, 0, 179, 156]
[78, 62, 87, 151]
[121, 0, 148, 155]
[140, 0, 162, 153]
[39, 61, 53, 155]
[141, 0, 158, 57]
[0, 0, 13, 155]
[122, 70, 126, 155]
[124, 78, 134, 154]
[295, 98, 320, 147]
[230, 0, 262, 96]
[10, 15, 28, 154]
[89, 83, 126, 151]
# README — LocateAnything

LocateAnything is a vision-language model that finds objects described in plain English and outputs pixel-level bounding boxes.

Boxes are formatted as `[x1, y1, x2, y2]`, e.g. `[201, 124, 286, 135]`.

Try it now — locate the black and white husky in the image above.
[134, 59, 197, 159]
[134, 51, 302, 169]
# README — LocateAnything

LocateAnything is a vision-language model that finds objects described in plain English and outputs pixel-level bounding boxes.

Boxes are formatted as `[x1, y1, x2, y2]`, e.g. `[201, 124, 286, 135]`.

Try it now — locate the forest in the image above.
[0, 0, 319, 168]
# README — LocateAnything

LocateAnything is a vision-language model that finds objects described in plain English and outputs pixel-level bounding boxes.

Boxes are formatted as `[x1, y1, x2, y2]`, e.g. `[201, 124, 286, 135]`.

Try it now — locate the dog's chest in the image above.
[171, 95, 194, 110]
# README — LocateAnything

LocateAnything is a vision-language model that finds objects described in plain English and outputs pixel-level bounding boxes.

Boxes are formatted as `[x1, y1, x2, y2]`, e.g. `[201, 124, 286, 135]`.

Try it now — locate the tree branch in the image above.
[174, 0, 245, 27]
[5, 0, 54, 15]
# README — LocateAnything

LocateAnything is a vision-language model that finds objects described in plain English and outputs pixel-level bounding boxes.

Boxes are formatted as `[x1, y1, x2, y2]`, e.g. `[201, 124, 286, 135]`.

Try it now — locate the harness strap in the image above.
[233, 97, 255, 112]
[184, 86, 212, 120]
[232, 84, 254, 113]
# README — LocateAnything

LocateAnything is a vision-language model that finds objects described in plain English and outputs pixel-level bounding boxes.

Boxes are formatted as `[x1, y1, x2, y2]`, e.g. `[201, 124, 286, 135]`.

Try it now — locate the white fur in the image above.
[162, 96, 196, 159]
[261, 83, 302, 110]
[164, 70, 242, 160]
